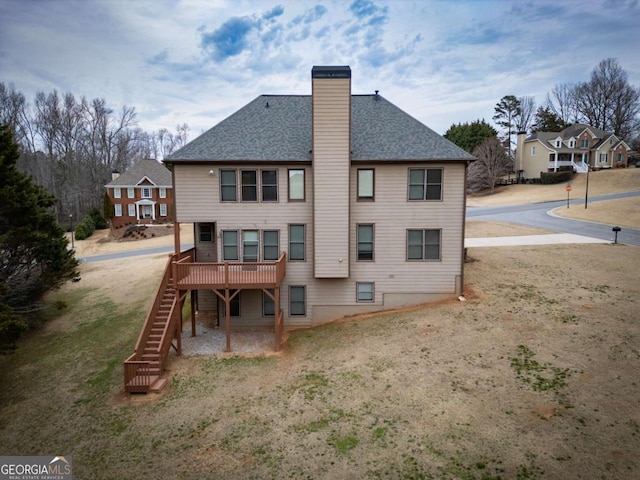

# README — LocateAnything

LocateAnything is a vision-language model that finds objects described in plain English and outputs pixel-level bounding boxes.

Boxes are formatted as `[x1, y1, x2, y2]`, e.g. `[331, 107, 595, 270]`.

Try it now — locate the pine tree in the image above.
[0, 124, 79, 351]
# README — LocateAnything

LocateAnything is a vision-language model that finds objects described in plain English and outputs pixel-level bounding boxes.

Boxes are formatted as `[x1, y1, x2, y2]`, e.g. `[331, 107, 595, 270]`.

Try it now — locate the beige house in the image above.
[124, 66, 474, 392]
[516, 124, 630, 180]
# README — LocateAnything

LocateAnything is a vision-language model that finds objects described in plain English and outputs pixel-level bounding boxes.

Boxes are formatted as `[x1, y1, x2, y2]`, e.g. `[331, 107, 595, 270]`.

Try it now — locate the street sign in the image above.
[566, 185, 572, 192]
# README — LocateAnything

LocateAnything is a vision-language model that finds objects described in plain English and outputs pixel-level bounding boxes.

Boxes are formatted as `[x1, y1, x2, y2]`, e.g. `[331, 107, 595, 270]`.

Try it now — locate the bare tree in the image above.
[468, 137, 512, 193]
[515, 96, 536, 134]
[546, 82, 579, 125]
[547, 59, 640, 139]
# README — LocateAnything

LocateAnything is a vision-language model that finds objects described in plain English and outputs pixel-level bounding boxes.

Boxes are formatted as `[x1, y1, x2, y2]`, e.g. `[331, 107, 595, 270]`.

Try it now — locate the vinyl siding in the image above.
[312, 77, 350, 278]
[173, 161, 466, 328]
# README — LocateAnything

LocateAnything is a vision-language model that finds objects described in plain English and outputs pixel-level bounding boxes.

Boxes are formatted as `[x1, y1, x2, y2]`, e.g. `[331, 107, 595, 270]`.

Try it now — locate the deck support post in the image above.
[191, 291, 196, 337]
[225, 288, 231, 352]
[274, 286, 281, 351]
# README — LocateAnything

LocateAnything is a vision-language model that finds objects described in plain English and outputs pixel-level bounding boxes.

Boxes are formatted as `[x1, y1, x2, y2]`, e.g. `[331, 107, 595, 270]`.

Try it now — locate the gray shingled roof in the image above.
[527, 123, 611, 144]
[105, 158, 172, 187]
[165, 94, 474, 163]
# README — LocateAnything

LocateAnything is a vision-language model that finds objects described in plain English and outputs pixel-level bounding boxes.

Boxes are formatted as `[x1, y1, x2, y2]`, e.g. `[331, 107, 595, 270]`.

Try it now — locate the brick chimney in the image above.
[311, 65, 351, 278]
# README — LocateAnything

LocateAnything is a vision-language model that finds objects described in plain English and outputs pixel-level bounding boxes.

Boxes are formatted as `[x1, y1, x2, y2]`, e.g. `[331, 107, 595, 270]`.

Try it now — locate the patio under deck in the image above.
[172, 250, 287, 352]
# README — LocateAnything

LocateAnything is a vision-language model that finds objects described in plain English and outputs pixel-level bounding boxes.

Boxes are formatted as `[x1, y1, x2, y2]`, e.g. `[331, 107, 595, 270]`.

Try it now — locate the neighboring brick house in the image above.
[516, 124, 630, 180]
[105, 158, 174, 228]
[164, 65, 475, 330]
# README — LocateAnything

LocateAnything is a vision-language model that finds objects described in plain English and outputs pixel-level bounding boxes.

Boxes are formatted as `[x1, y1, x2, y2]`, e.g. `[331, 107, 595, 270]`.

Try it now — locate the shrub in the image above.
[540, 171, 574, 184]
[88, 207, 107, 230]
[74, 215, 96, 240]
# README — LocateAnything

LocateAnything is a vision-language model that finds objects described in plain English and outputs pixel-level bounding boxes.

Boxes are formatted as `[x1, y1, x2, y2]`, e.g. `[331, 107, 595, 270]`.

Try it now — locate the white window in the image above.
[114, 204, 122, 217]
[531, 146, 536, 156]
[356, 282, 374, 302]
[160, 203, 167, 216]
[113, 187, 121, 199]
[357, 169, 374, 200]
[288, 169, 305, 201]
[555, 139, 561, 148]
[600, 153, 608, 163]
[142, 187, 152, 198]
[580, 139, 589, 148]
[159, 187, 167, 198]
[617, 153, 623, 163]
[128, 204, 135, 217]
[127, 187, 135, 198]
[569, 140, 575, 148]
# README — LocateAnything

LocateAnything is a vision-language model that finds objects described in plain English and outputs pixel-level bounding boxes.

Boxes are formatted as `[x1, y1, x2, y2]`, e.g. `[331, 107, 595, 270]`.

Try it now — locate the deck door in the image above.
[242, 231, 259, 269]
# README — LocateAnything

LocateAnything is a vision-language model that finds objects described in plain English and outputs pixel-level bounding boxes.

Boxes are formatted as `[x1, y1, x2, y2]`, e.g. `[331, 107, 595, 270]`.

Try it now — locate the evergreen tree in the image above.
[493, 95, 521, 159]
[444, 119, 498, 153]
[0, 124, 79, 351]
[532, 106, 568, 133]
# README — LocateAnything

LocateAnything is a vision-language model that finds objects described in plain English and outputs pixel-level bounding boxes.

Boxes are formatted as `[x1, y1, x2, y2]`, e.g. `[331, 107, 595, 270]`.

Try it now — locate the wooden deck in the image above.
[172, 253, 286, 290]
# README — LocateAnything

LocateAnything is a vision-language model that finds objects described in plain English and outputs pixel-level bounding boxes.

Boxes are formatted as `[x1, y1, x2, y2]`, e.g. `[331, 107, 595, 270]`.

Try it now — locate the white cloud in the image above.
[1, 0, 639, 137]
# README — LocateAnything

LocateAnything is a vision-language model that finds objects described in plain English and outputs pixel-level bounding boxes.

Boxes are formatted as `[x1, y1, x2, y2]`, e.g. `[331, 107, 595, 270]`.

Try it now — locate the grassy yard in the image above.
[1, 243, 639, 479]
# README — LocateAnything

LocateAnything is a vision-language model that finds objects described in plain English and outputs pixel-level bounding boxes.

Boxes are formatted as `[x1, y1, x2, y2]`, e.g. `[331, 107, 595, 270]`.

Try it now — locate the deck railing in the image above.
[174, 253, 286, 289]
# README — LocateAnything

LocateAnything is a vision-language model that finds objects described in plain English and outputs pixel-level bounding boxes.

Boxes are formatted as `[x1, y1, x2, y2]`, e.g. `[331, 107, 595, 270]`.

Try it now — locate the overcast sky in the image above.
[1, 0, 639, 139]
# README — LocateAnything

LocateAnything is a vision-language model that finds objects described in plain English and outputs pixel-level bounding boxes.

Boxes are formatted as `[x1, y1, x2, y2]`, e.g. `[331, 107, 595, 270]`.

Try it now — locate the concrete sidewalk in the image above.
[465, 233, 612, 248]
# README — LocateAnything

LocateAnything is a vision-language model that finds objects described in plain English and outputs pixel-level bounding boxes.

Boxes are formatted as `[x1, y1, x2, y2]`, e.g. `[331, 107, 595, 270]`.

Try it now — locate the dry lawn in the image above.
[468, 167, 640, 207]
[1, 224, 639, 479]
[1, 170, 639, 479]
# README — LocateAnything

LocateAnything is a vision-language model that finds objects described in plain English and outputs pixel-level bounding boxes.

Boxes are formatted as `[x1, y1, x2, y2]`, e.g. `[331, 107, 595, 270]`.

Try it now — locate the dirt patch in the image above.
[466, 220, 553, 237]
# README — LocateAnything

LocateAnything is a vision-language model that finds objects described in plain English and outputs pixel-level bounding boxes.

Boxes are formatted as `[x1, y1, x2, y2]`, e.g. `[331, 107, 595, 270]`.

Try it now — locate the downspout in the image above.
[170, 164, 181, 255]
[460, 160, 469, 297]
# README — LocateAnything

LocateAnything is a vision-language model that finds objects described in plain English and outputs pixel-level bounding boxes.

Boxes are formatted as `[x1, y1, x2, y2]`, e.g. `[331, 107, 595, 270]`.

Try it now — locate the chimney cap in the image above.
[312, 65, 351, 79]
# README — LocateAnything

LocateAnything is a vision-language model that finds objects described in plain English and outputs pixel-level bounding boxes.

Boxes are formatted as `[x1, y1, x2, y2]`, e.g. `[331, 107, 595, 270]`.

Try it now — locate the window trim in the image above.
[262, 289, 275, 317]
[261, 169, 278, 202]
[356, 224, 374, 262]
[241, 169, 258, 202]
[114, 204, 122, 217]
[617, 152, 623, 163]
[288, 169, 305, 201]
[289, 285, 306, 316]
[159, 203, 167, 216]
[599, 153, 608, 163]
[141, 187, 152, 199]
[531, 146, 536, 156]
[127, 204, 135, 217]
[408, 168, 443, 202]
[406, 228, 442, 261]
[159, 187, 167, 198]
[288, 224, 305, 261]
[242, 230, 259, 263]
[357, 168, 375, 201]
[127, 187, 135, 199]
[220, 169, 238, 202]
[356, 282, 374, 303]
[262, 230, 280, 261]
[199, 224, 214, 243]
[113, 187, 121, 199]
[222, 230, 239, 260]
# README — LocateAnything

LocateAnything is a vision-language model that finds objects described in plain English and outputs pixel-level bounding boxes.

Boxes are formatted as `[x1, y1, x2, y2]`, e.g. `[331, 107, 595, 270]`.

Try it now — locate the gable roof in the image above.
[526, 123, 610, 145]
[106, 158, 172, 187]
[165, 94, 474, 163]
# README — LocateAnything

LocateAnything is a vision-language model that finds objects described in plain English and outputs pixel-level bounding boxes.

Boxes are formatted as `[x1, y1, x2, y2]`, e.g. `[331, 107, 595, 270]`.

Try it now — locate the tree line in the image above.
[0, 83, 189, 224]
[445, 58, 640, 192]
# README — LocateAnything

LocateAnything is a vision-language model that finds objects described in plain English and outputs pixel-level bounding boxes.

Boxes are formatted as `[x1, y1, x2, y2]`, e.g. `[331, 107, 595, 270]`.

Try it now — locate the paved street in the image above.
[467, 191, 640, 246]
[78, 191, 639, 262]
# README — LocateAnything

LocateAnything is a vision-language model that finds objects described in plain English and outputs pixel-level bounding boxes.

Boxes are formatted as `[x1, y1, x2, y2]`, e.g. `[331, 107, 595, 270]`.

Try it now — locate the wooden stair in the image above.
[124, 253, 186, 394]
